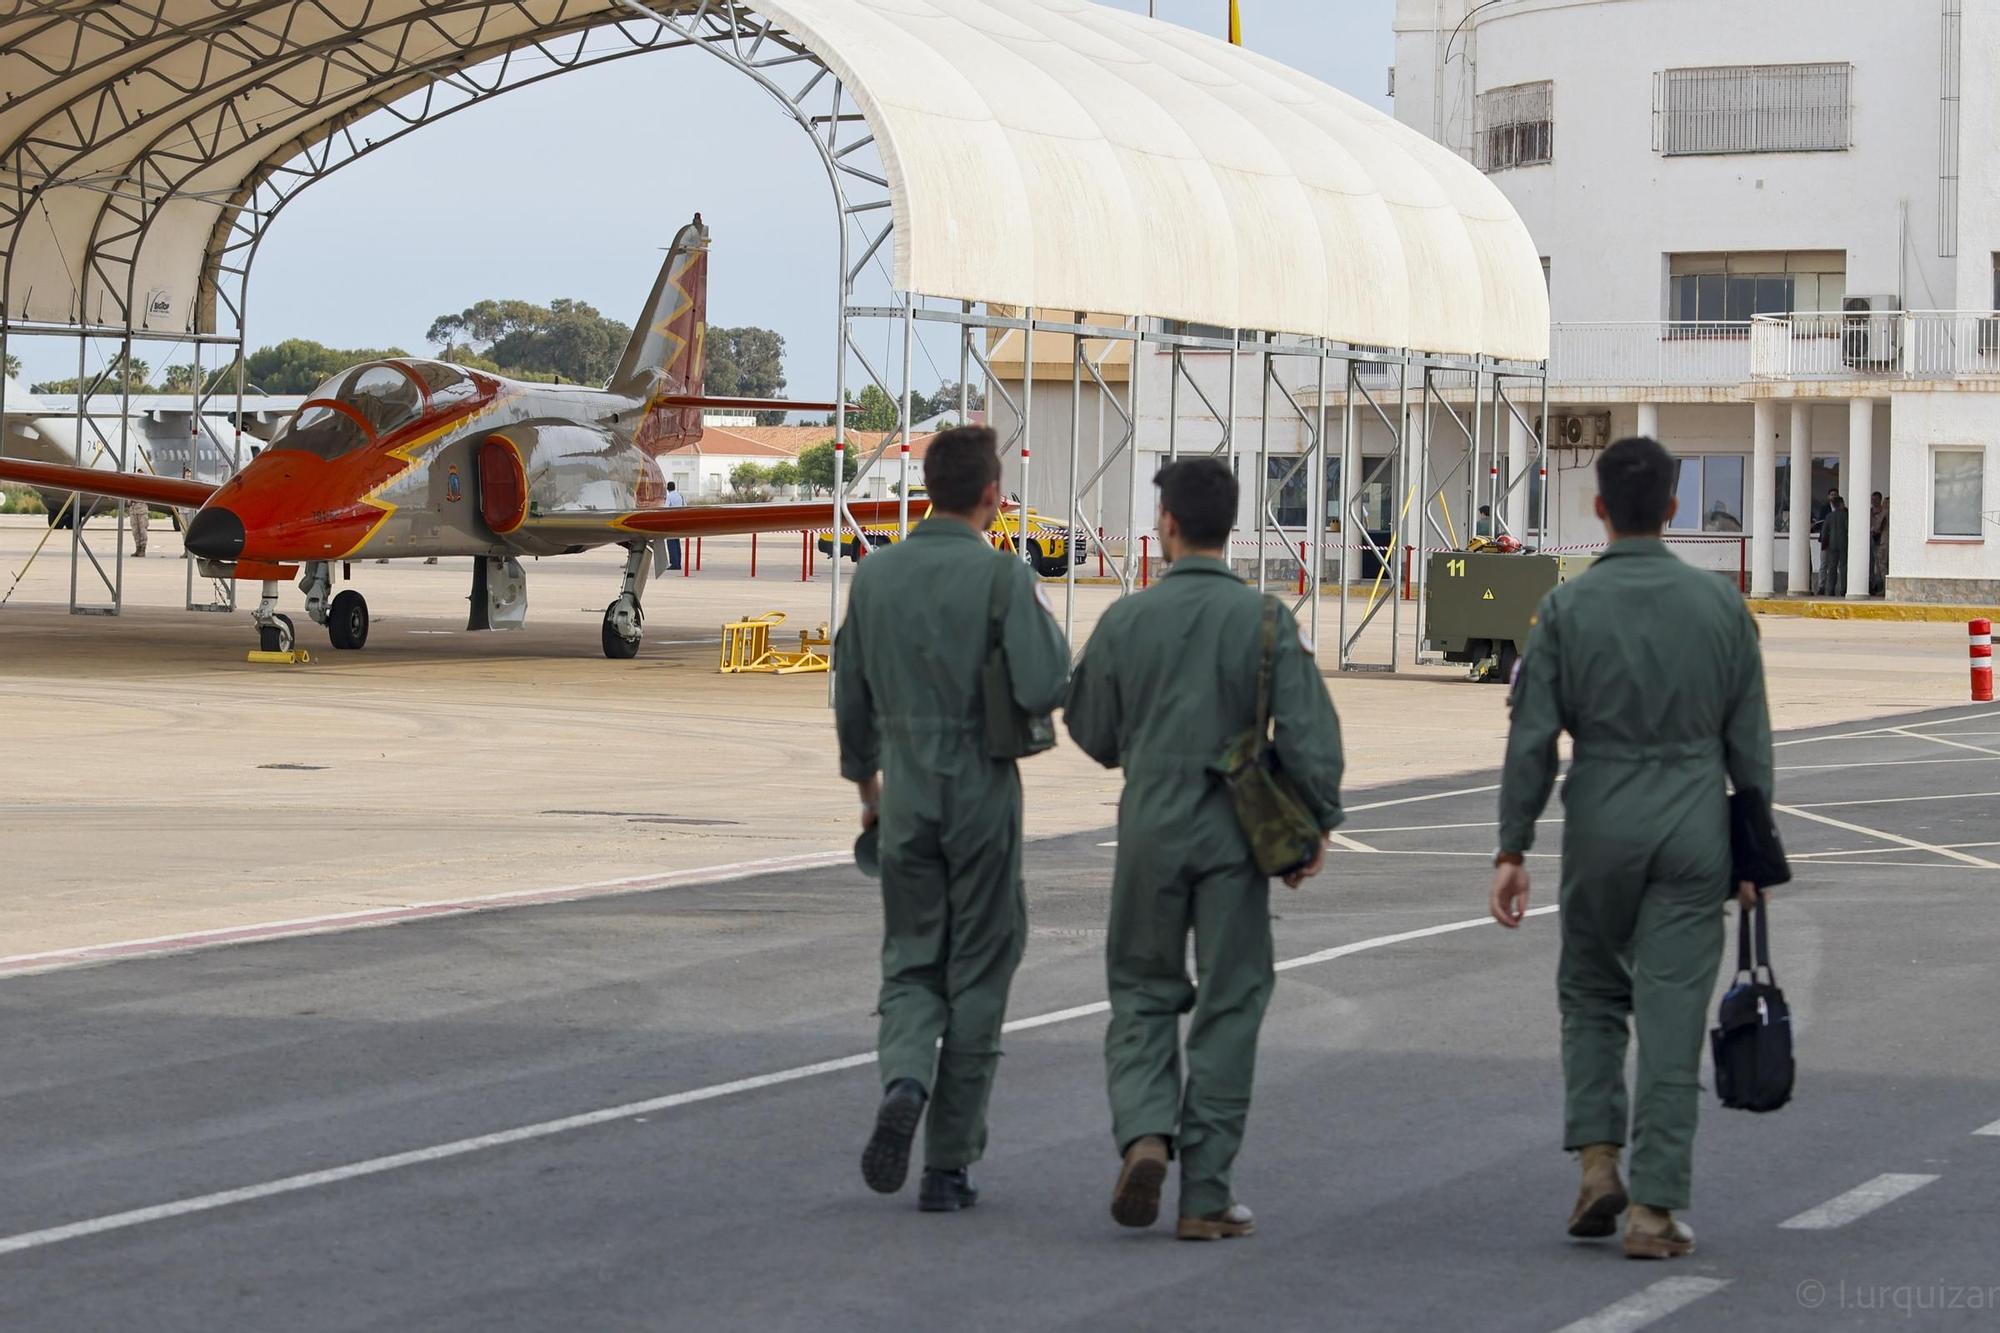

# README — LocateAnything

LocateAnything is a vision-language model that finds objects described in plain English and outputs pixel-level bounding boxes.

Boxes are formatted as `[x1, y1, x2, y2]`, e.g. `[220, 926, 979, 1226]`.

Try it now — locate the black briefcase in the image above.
[1729, 787, 1792, 891]
[1710, 894, 1794, 1113]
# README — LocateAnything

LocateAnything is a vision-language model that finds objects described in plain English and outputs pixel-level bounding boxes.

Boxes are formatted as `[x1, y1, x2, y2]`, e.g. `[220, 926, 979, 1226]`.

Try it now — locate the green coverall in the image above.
[834, 518, 1071, 1170]
[1499, 537, 1774, 1212]
[1064, 555, 1346, 1217]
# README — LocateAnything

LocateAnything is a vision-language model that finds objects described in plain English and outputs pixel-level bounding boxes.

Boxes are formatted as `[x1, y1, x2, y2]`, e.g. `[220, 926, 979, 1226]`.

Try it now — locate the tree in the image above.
[851, 384, 901, 432]
[3, 353, 19, 380]
[705, 326, 788, 424]
[765, 461, 800, 493]
[244, 339, 410, 394]
[921, 381, 985, 419]
[426, 297, 631, 384]
[795, 441, 837, 496]
[727, 461, 771, 501]
[160, 363, 203, 393]
[30, 353, 152, 395]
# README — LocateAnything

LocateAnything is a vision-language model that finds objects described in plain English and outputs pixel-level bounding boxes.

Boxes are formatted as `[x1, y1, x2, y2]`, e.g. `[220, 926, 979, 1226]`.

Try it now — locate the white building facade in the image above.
[1392, 0, 2000, 602]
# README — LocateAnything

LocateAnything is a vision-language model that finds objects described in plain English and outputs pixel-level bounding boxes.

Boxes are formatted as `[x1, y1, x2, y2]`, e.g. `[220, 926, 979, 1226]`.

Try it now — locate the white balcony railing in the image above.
[1548, 322, 1754, 386]
[1750, 310, 2000, 381]
[1547, 313, 2000, 387]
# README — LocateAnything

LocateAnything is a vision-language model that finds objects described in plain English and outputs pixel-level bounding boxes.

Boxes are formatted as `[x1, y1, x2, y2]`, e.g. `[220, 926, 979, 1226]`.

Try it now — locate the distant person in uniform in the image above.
[1475, 504, 1495, 539]
[1490, 436, 1773, 1260]
[126, 498, 148, 557]
[1826, 492, 1849, 596]
[834, 425, 1070, 1213]
[664, 480, 687, 570]
[1065, 458, 1346, 1241]
[1869, 491, 1887, 597]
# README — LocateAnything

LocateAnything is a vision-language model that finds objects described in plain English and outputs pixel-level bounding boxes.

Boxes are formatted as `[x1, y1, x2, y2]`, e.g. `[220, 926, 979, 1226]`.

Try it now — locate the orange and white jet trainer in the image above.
[0, 215, 898, 658]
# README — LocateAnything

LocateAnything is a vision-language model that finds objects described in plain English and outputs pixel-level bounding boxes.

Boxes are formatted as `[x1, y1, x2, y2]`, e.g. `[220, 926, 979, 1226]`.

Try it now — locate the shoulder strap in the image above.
[988, 557, 1010, 650]
[1256, 595, 1277, 740]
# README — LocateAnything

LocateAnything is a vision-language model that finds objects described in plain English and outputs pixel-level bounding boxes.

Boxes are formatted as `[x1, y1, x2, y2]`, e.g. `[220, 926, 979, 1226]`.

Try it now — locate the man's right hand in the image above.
[1282, 837, 1328, 890]
[857, 774, 881, 830]
[1490, 859, 1531, 928]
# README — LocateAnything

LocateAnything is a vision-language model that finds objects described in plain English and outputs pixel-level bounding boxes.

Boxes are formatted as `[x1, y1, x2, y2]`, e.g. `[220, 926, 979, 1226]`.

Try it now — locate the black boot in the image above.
[919, 1167, 979, 1213]
[861, 1079, 926, 1194]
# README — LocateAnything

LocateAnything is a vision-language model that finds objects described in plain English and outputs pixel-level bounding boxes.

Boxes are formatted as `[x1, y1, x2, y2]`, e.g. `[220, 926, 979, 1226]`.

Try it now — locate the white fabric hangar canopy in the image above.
[757, 0, 1549, 362]
[0, 0, 1547, 363]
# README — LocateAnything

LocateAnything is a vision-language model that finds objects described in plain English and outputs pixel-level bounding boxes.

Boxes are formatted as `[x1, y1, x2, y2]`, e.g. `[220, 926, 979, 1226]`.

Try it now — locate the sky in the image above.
[14, 0, 1396, 394]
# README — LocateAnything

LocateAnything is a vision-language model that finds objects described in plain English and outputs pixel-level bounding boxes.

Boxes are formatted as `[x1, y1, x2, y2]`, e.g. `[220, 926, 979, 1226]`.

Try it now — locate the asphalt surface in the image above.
[2, 703, 1998, 1331]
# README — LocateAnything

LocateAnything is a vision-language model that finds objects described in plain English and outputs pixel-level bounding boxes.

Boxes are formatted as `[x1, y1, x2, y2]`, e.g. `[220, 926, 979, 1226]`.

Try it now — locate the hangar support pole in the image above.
[1067, 311, 1084, 644]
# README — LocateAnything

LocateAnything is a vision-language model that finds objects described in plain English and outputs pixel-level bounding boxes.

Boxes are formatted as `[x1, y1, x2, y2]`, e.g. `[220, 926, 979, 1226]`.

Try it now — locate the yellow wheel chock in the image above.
[246, 648, 312, 665]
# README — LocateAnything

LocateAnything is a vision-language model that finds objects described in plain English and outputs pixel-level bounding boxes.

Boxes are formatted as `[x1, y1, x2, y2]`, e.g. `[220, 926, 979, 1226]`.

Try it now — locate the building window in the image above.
[1933, 448, 1984, 538]
[1479, 81, 1553, 172]
[1654, 63, 1852, 156]
[1670, 455, 1746, 532]
[1668, 252, 1845, 323]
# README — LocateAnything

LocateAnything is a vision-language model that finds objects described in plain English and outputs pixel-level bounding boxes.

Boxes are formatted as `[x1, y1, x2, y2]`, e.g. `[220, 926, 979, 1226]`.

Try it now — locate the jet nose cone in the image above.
[184, 506, 245, 561]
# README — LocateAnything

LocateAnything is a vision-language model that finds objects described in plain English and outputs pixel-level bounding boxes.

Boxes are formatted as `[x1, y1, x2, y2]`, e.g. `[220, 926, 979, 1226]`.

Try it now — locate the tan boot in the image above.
[1624, 1204, 1695, 1259]
[1110, 1136, 1169, 1228]
[1567, 1143, 1629, 1239]
[1176, 1202, 1256, 1241]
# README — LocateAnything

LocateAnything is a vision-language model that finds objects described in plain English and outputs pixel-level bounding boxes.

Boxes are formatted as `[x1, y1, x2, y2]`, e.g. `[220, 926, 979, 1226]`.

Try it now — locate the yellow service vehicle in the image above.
[817, 494, 1088, 577]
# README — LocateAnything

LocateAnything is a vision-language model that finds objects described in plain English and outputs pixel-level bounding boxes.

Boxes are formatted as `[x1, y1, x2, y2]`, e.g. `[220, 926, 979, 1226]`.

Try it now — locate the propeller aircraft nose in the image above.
[183, 506, 246, 561]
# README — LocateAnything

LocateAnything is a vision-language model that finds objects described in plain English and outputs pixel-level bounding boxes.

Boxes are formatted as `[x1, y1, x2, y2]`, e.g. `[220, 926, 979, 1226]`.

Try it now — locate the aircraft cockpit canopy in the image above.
[271, 360, 479, 459]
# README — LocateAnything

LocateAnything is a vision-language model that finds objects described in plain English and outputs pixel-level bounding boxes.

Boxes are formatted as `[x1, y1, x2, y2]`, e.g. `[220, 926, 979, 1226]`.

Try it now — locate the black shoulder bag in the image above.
[1210, 596, 1325, 878]
[981, 559, 1056, 760]
[1710, 893, 1794, 1113]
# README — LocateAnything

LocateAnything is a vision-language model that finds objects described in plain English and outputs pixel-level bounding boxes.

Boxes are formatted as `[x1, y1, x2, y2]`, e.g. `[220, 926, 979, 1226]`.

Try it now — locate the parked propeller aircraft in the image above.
[0, 376, 298, 522]
[0, 216, 900, 658]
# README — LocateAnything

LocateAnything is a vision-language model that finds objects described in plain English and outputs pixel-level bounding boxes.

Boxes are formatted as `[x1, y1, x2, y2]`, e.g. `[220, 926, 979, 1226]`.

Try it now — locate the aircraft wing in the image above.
[0, 456, 216, 509]
[515, 497, 908, 543]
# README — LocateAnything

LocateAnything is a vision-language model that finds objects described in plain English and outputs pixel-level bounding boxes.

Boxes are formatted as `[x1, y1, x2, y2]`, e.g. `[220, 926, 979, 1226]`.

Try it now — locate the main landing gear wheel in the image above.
[258, 613, 297, 655]
[601, 600, 641, 659]
[328, 590, 369, 651]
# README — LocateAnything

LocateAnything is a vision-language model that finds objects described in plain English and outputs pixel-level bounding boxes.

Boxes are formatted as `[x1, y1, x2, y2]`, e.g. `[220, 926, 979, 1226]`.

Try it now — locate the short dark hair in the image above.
[923, 425, 1001, 513]
[1156, 458, 1237, 547]
[666, 480, 677, 491]
[1595, 436, 1676, 534]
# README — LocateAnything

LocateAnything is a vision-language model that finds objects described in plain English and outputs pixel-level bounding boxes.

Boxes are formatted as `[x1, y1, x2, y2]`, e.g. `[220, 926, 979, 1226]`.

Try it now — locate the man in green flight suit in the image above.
[1489, 435, 1773, 1260]
[835, 425, 1071, 1213]
[1066, 458, 1346, 1240]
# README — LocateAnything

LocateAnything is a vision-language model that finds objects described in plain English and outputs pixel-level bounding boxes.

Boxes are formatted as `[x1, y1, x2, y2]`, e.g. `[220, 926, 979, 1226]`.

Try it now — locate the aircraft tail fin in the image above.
[2, 375, 52, 419]
[610, 214, 709, 452]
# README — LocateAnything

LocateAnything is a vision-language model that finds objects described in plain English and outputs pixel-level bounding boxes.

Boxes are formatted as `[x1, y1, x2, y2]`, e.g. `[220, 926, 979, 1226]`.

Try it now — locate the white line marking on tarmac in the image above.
[1891, 726, 2000, 758]
[1974, 1117, 2000, 1137]
[1779, 756, 2000, 773]
[1791, 789, 2000, 810]
[1775, 804, 2000, 870]
[1779, 1173, 1939, 1230]
[0, 851, 855, 978]
[1550, 1277, 1731, 1333]
[1326, 832, 1378, 854]
[0, 905, 1558, 1259]
[1345, 783, 1502, 813]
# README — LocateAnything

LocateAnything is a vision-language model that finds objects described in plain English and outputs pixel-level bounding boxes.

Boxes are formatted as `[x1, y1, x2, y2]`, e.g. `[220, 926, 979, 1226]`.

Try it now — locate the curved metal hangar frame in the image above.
[0, 0, 1551, 672]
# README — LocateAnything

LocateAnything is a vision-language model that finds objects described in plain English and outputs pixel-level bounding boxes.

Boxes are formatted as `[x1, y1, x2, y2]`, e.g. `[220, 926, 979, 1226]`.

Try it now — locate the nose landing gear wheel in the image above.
[258, 612, 297, 655]
[601, 600, 641, 659]
[328, 590, 370, 650]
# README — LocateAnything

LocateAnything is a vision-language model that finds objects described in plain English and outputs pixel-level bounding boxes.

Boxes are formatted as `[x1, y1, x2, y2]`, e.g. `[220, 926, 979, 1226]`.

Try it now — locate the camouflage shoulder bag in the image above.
[1210, 596, 1324, 877]
[982, 558, 1056, 760]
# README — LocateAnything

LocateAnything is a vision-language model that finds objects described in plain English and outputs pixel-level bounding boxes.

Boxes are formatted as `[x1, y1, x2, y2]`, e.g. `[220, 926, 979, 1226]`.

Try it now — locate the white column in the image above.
[1787, 403, 1812, 595]
[1505, 409, 1530, 535]
[1846, 398, 1874, 599]
[1636, 402, 1660, 441]
[1750, 400, 1777, 596]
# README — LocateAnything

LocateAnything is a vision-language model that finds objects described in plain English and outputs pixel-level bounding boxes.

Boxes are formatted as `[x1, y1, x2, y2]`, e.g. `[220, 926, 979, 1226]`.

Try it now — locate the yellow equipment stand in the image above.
[719, 611, 830, 675]
[246, 648, 313, 665]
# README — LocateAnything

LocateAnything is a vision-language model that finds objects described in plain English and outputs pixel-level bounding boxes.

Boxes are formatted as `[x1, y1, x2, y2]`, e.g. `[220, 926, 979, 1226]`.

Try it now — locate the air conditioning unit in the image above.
[1841, 295, 1901, 369]
[1537, 412, 1612, 450]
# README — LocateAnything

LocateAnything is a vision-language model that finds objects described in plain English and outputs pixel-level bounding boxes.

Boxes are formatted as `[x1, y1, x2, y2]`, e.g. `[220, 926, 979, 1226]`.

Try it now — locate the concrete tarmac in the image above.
[0, 518, 1978, 958]
[2, 705, 1997, 1330]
